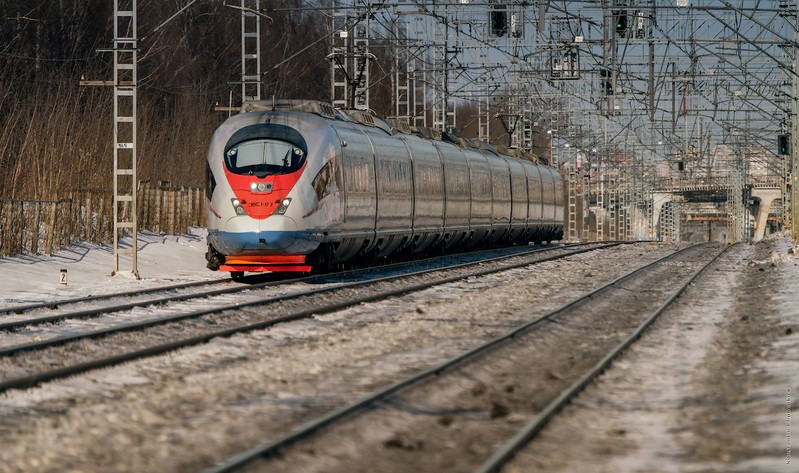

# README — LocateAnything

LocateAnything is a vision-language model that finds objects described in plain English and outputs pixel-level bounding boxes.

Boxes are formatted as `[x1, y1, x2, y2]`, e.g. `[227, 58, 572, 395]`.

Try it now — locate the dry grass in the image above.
[0, 69, 223, 201]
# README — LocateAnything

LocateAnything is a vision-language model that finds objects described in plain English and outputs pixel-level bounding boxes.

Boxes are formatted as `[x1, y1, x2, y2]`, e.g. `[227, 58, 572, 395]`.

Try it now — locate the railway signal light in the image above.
[779, 134, 790, 155]
[599, 69, 613, 95]
[490, 7, 508, 37]
[614, 10, 628, 36]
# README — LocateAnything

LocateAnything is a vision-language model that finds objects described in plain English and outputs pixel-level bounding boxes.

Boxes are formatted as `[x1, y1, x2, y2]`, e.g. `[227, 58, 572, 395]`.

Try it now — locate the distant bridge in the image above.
[652, 177, 783, 242]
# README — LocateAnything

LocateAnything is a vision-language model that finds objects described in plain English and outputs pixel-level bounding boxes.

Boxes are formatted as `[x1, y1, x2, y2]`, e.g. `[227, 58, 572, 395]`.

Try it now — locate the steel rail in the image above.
[0, 244, 555, 316]
[0, 274, 307, 331]
[201, 242, 714, 473]
[0, 277, 232, 315]
[474, 243, 735, 473]
[0, 242, 624, 393]
[0, 243, 583, 331]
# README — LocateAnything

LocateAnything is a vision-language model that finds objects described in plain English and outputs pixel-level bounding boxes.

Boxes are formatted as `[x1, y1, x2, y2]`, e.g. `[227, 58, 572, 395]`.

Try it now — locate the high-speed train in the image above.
[205, 99, 564, 278]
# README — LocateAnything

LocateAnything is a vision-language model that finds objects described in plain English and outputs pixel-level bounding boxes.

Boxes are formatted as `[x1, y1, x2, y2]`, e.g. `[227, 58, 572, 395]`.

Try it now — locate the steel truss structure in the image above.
[112, 0, 139, 278]
[326, 0, 799, 244]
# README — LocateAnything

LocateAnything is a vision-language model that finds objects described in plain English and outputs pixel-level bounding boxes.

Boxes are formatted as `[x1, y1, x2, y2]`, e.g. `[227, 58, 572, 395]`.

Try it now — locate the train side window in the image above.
[206, 162, 216, 201]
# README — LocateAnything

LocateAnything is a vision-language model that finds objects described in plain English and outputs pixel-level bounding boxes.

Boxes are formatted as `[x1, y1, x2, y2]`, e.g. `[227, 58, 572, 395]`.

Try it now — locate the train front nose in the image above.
[212, 215, 316, 273]
[211, 214, 300, 254]
[209, 121, 317, 273]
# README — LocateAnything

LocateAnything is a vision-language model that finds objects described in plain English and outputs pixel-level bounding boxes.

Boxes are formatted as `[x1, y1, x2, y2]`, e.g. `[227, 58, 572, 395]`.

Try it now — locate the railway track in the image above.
[0, 277, 233, 316]
[202, 242, 729, 473]
[0, 241, 622, 393]
[0, 243, 578, 331]
[0, 243, 587, 323]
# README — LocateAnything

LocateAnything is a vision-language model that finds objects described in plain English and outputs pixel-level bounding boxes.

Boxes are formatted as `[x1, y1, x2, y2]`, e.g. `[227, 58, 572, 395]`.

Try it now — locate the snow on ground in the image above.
[0, 228, 213, 308]
[0, 232, 796, 472]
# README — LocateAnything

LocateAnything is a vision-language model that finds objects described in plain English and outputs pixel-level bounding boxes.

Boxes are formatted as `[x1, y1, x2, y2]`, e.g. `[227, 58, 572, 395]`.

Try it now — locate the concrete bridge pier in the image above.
[652, 192, 674, 240]
[749, 187, 781, 241]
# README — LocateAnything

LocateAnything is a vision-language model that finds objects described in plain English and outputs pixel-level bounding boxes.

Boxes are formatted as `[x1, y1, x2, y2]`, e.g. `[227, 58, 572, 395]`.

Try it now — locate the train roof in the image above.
[239, 99, 545, 165]
[241, 99, 393, 134]
[241, 99, 338, 119]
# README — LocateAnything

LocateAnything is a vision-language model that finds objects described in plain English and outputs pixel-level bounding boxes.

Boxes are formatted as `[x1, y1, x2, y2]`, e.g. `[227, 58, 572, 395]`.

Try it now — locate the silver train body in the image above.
[205, 100, 564, 274]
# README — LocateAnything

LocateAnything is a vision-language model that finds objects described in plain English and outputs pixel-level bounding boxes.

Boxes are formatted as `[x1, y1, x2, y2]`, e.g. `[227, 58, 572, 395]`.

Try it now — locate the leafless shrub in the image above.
[0, 1, 333, 202]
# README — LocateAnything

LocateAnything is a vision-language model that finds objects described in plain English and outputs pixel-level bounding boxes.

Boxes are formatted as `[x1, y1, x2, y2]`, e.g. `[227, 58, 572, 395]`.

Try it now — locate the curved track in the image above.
[0, 242, 622, 393]
[0, 244, 583, 331]
[201, 242, 729, 473]
[0, 277, 233, 316]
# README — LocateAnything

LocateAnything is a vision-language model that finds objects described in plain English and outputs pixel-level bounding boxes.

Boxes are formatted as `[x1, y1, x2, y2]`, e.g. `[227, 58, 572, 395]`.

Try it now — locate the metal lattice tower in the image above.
[112, 0, 139, 279]
[596, 178, 605, 241]
[241, 0, 261, 102]
[331, 2, 371, 110]
[624, 180, 632, 240]
[478, 94, 490, 141]
[791, 8, 799, 242]
[432, 3, 455, 130]
[550, 102, 561, 165]
[608, 178, 617, 240]
[726, 138, 748, 243]
[567, 166, 578, 241]
[331, 7, 348, 109]
[352, 15, 371, 110]
[395, 13, 429, 127]
[582, 172, 591, 241]
[394, 17, 411, 119]
[412, 39, 429, 127]
[645, 188, 654, 241]
[506, 85, 535, 150]
[661, 203, 674, 242]
[659, 199, 684, 243]
[521, 97, 534, 152]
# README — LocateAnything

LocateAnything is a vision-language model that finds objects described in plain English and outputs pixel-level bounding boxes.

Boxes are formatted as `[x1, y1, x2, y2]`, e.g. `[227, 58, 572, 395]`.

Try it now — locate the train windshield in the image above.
[225, 139, 305, 177]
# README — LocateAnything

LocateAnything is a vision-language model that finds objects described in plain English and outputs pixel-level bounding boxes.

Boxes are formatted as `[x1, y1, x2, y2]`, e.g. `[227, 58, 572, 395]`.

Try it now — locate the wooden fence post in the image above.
[0, 202, 6, 256]
[14, 201, 23, 255]
[6, 201, 14, 255]
[139, 182, 148, 231]
[83, 192, 91, 242]
[68, 193, 76, 248]
[58, 199, 67, 251]
[177, 187, 184, 233]
[98, 192, 106, 243]
[166, 188, 172, 234]
[154, 185, 162, 233]
[197, 189, 202, 226]
[0, 201, 5, 256]
[45, 202, 57, 255]
[189, 188, 195, 227]
[0, 182, 206, 257]
[30, 201, 40, 254]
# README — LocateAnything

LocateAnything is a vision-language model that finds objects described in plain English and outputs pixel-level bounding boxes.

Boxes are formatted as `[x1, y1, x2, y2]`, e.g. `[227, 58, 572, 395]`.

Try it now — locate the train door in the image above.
[488, 155, 512, 243]
[371, 130, 413, 255]
[506, 157, 528, 241]
[436, 142, 471, 248]
[405, 136, 445, 251]
[526, 163, 544, 240]
[334, 124, 377, 250]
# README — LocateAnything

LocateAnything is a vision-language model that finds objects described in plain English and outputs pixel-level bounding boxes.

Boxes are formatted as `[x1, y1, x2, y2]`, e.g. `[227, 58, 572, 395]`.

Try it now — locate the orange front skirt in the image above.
[219, 255, 311, 273]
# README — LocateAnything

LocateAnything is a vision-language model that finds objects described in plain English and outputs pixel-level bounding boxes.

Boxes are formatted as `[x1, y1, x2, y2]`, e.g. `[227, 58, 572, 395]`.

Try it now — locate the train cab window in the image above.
[206, 162, 216, 200]
[225, 139, 305, 178]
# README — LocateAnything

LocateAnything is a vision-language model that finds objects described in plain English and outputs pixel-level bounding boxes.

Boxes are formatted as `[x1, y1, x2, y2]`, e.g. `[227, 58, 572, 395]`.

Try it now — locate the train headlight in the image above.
[231, 198, 247, 215]
[275, 197, 292, 215]
[250, 182, 272, 193]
